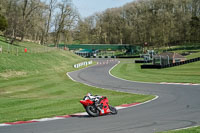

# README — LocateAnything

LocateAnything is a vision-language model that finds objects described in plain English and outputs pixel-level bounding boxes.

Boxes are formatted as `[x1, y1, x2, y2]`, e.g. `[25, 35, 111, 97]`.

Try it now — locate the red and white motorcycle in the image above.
[80, 94, 117, 117]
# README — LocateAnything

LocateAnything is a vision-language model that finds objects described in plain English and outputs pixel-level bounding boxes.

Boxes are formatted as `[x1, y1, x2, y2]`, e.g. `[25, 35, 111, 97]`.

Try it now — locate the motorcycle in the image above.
[80, 95, 117, 117]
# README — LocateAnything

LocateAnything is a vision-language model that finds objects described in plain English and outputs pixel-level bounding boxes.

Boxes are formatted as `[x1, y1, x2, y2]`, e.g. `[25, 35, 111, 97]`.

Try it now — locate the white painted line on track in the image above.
[115, 107, 127, 110]
[173, 125, 199, 131]
[72, 112, 88, 116]
[0, 124, 11, 127]
[66, 72, 76, 82]
[32, 117, 65, 122]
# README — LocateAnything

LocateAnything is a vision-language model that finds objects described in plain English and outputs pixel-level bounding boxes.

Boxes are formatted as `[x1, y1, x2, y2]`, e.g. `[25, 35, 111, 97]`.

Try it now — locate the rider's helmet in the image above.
[87, 93, 92, 97]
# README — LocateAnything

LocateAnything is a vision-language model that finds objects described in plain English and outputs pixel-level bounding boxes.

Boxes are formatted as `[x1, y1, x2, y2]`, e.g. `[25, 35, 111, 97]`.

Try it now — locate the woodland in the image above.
[0, 0, 199, 48]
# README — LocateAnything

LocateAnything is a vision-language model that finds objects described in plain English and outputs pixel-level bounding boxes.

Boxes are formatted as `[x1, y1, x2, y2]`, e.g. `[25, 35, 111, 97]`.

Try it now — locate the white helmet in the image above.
[87, 93, 92, 96]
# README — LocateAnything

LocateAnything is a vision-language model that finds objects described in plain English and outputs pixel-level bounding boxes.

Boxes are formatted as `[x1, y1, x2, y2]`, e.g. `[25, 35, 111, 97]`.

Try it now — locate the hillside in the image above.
[0, 36, 84, 74]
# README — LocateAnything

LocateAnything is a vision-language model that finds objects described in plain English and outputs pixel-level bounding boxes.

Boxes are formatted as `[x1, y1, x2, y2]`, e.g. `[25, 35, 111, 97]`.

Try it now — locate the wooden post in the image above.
[0, 46, 2, 54]
[7, 44, 10, 53]
[160, 56, 162, 65]
[167, 55, 169, 64]
[17, 48, 18, 56]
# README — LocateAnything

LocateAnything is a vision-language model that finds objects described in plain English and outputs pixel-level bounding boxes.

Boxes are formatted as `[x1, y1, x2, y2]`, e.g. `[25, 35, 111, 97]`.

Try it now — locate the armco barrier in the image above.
[73, 61, 93, 68]
[141, 57, 200, 69]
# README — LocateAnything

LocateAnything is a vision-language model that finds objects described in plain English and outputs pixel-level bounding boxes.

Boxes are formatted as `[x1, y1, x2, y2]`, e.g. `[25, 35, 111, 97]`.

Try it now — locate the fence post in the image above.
[160, 56, 162, 65]
[0, 46, 2, 54]
[7, 44, 10, 53]
[167, 55, 169, 64]
[17, 48, 18, 56]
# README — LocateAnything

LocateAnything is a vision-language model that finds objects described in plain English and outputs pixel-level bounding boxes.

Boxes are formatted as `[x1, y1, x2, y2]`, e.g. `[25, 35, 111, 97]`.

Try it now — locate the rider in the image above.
[86, 93, 102, 109]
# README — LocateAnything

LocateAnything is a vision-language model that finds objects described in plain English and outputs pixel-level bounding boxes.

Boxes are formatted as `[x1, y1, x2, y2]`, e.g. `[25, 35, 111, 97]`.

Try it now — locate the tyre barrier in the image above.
[135, 60, 152, 63]
[73, 61, 93, 68]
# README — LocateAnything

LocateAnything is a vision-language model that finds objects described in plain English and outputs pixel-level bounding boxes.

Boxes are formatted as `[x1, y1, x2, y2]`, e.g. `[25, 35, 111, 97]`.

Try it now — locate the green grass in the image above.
[0, 37, 154, 123]
[158, 126, 200, 133]
[185, 52, 200, 59]
[111, 53, 200, 84]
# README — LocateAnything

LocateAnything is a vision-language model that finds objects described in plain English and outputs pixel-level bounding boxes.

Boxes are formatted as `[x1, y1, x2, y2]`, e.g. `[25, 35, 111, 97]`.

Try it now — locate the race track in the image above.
[1, 59, 200, 133]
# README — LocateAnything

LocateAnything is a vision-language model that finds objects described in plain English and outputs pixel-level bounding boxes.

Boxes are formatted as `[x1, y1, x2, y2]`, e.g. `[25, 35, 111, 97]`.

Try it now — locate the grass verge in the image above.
[158, 126, 200, 133]
[111, 54, 200, 84]
[0, 38, 154, 123]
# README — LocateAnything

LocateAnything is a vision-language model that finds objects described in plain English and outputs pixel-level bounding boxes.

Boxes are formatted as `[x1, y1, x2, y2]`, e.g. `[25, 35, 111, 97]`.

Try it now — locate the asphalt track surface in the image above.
[1, 59, 200, 133]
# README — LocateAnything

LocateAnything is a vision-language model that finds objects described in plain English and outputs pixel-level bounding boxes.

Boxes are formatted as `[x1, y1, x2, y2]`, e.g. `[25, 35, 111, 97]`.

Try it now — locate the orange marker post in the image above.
[24, 48, 27, 53]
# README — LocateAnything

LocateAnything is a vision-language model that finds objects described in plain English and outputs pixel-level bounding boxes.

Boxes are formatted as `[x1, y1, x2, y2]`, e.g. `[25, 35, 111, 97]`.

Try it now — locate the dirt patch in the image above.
[0, 70, 27, 79]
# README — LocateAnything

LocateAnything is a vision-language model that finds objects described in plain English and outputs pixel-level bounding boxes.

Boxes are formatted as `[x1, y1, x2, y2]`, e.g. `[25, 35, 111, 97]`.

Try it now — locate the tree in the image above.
[44, 0, 57, 44]
[75, 0, 200, 47]
[2, 0, 47, 44]
[4, 0, 21, 44]
[190, 16, 200, 41]
[0, 15, 8, 32]
[53, 0, 78, 47]
[20, 0, 44, 41]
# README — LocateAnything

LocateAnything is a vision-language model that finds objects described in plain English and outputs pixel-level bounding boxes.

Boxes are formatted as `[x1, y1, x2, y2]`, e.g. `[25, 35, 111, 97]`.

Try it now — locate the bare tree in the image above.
[20, 0, 44, 41]
[44, 0, 57, 44]
[53, 0, 78, 47]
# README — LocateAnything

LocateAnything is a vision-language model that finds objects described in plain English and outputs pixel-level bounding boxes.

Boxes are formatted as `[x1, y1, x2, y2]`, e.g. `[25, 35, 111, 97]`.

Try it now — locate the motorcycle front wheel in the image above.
[109, 105, 118, 115]
[86, 105, 100, 117]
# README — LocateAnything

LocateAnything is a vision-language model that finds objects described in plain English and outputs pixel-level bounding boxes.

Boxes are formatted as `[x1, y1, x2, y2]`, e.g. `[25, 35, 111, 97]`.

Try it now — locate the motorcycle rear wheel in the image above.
[86, 105, 100, 117]
[109, 105, 118, 115]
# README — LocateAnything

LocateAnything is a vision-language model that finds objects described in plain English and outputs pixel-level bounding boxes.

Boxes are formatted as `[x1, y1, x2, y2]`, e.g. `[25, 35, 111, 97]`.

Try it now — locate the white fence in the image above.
[73, 61, 93, 68]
